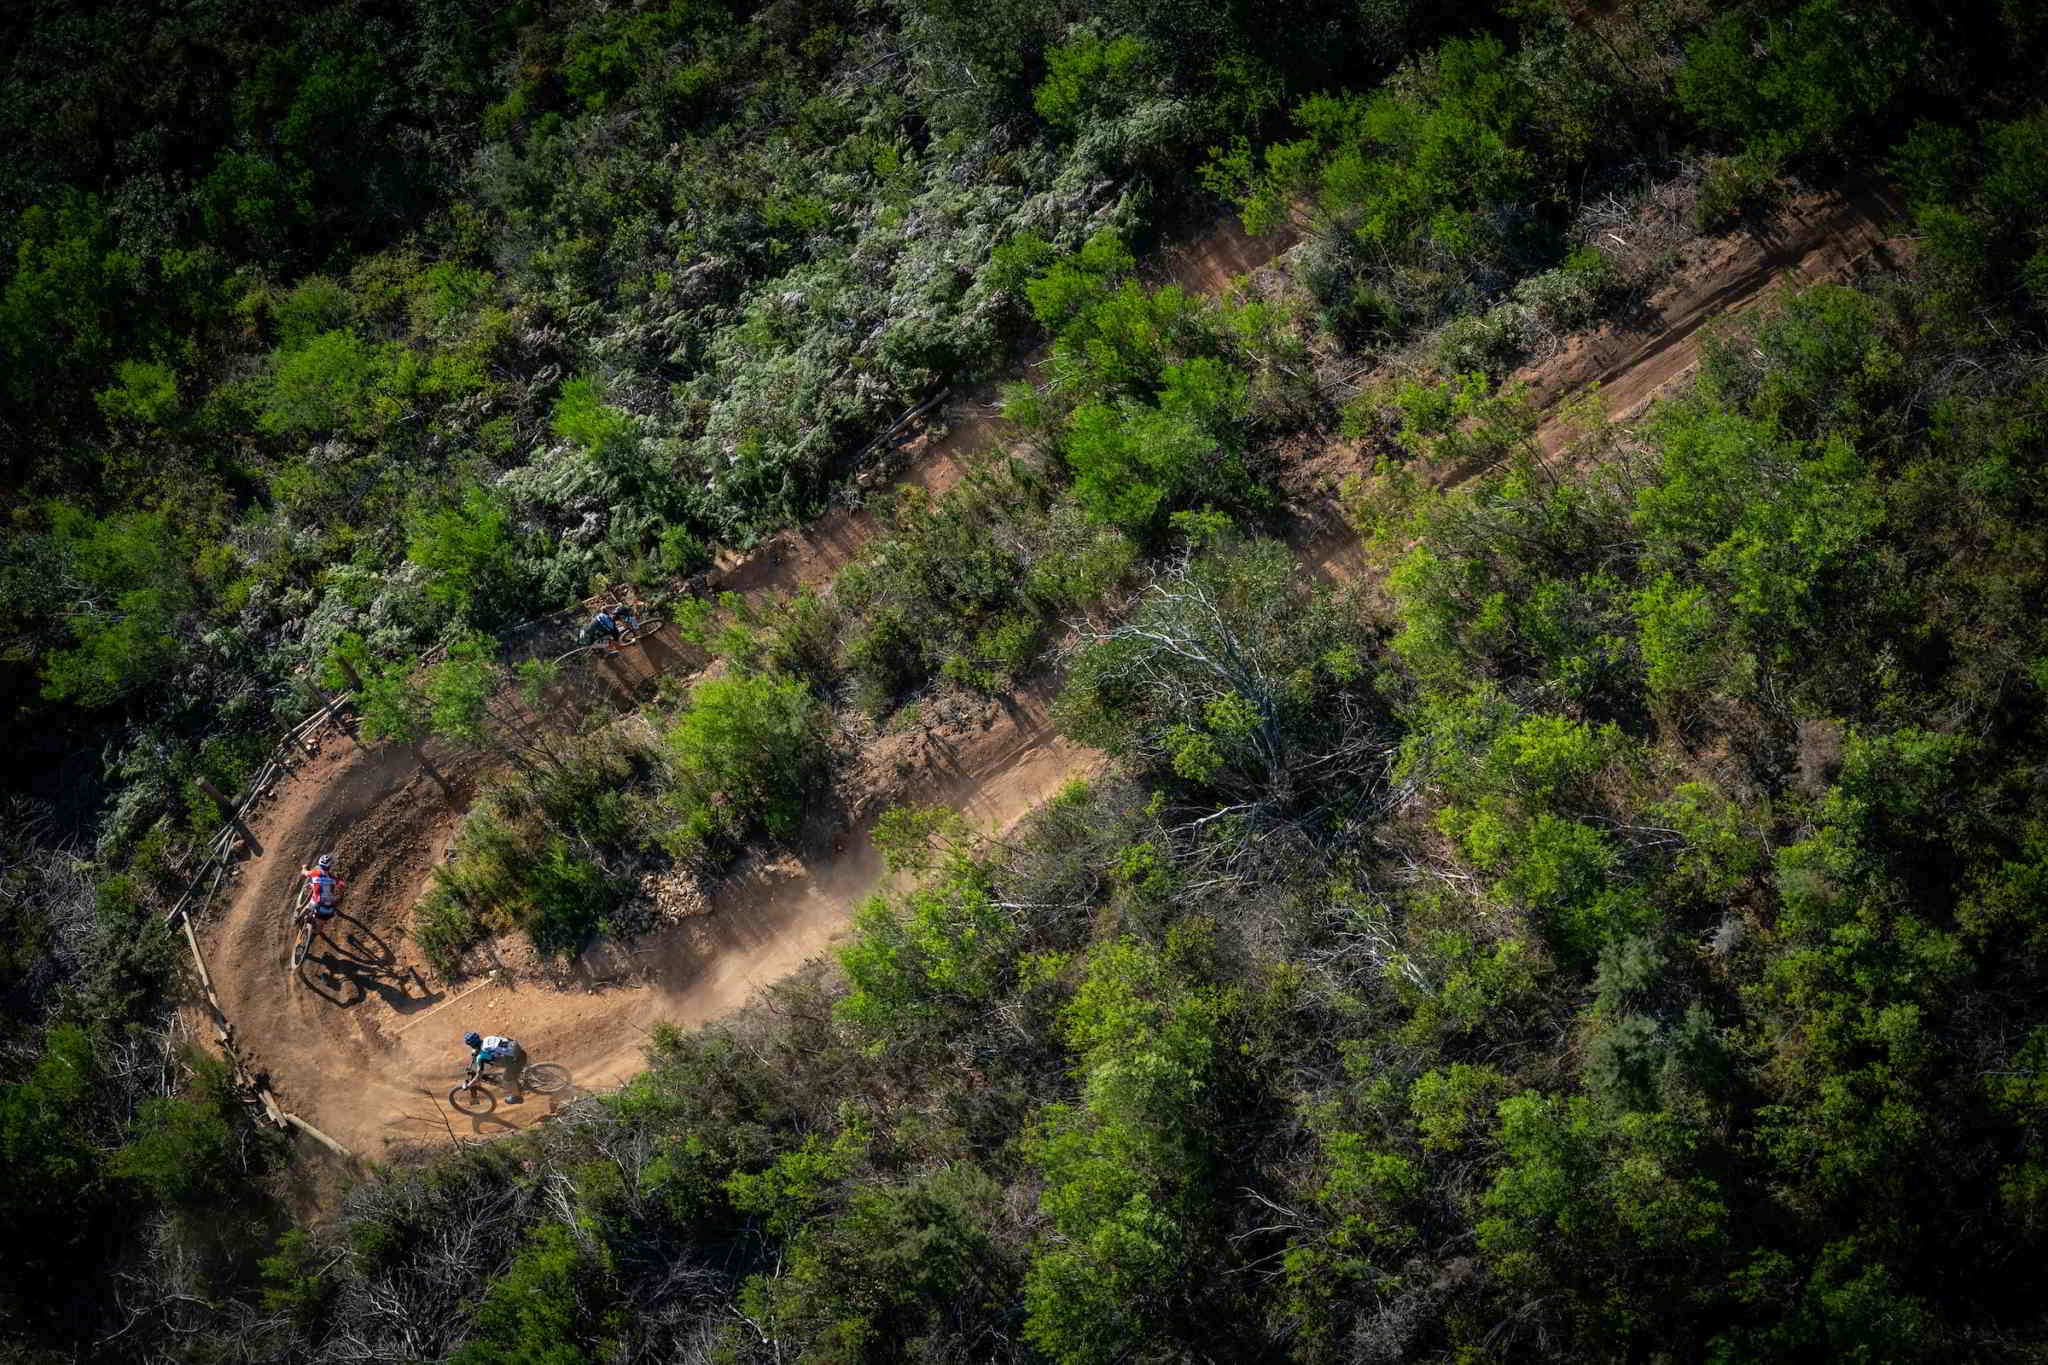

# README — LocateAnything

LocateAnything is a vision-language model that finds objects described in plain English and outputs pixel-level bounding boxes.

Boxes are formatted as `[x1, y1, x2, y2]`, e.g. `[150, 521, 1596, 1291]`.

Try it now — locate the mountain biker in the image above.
[579, 607, 625, 655]
[296, 854, 344, 928]
[463, 1031, 526, 1104]
[579, 601, 643, 655]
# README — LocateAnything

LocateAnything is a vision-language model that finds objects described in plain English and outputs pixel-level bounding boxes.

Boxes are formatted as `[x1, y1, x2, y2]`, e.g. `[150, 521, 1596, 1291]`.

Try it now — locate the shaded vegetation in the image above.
[7, 0, 2048, 1360]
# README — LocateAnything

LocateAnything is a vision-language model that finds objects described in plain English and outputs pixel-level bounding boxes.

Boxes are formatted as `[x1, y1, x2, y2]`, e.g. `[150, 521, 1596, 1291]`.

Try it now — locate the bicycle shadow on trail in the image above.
[297, 912, 442, 1014]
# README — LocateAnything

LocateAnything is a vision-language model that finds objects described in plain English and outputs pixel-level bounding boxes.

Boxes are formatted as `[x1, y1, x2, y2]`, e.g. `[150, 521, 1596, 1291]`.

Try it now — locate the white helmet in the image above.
[316, 853, 335, 870]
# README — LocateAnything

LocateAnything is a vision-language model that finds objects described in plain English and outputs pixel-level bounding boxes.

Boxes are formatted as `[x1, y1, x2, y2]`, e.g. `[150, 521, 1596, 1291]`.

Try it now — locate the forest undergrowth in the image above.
[5, 0, 2048, 1360]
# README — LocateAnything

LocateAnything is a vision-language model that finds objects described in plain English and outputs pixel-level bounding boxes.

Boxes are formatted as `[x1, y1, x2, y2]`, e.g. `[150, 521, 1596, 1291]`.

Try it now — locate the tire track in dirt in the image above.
[226, 688, 1100, 1156]
[205, 734, 476, 1141]
[205, 190, 1905, 1157]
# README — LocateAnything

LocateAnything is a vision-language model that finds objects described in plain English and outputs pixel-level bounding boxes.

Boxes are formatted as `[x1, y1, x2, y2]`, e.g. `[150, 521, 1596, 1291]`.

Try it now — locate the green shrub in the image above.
[941, 612, 1039, 692]
[197, 151, 309, 249]
[1694, 151, 1781, 232]
[259, 1227, 336, 1326]
[1513, 246, 1618, 332]
[552, 374, 636, 457]
[407, 483, 533, 624]
[108, 1052, 242, 1206]
[741, 1164, 1011, 1360]
[1021, 935, 1232, 1364]
[1677, 2, 1919, 164]
[449, 1223, 614, 1365]
[38, 504, 196, 706]
[663, 671, 826, 856]
[1025, 230, 1137, 333]
[0, 191, 145, 404]
[260, 328, 395, 435]
[1430, 308, 1524, 378]
[834, 467, 1063, 708]
[94, 359, 180, 427]
[1023, 509, 1137, 610]
[1222, 35, 1535, 257]
[839, 855, 1012, 1035]
[1063, 357, 1252, 531]
[413, 887, 483, 976]
[1035, 32, 1153, 128]
[422, 741, 654, 963]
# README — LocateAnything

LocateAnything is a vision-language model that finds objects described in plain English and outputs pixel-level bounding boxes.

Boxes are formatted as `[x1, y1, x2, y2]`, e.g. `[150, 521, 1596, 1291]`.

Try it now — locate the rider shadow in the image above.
[638, 627, 691, 674]
[461, 1108, 519, 1137]
[298, 913, 443, 1014]
[415, 1086, 520, 1139]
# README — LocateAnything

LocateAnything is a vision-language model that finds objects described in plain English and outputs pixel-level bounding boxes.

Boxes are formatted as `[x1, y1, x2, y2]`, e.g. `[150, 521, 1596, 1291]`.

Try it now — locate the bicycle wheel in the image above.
[619, 620, 662, 647]
[448, 1083, 495, 1115]
[291, 921, 313, 970]
[523, 1063, 570, 1095]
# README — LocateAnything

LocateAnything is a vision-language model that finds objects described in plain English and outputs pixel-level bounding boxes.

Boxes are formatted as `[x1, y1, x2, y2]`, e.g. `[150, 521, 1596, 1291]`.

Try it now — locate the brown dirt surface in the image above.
[704, 212, 1293, 607]
[1522, 181, 1908, 457]
[1151, 215, 1298, 295]
[208, 188, 1910, 1160]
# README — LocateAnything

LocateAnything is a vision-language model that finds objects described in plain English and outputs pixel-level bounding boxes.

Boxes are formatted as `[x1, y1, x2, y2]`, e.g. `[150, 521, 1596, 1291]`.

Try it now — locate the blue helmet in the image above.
[463, 1032, 482, 1049]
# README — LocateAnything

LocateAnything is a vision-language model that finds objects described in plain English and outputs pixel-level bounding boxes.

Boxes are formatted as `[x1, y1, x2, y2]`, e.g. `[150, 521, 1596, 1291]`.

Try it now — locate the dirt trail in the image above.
[704, 220, 1297, 603]
[1522, 182, 1907, 456]
[1285, 180, 1908, 563]
[199, 218, 1283, 1157]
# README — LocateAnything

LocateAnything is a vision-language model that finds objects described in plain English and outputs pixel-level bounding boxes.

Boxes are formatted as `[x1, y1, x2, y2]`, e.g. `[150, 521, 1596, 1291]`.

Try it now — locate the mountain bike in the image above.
[289, 901, 325, 969]
[616, 616, 663, 647]
[448, 1062, 570, 1115]
[550, 617, 663, 667]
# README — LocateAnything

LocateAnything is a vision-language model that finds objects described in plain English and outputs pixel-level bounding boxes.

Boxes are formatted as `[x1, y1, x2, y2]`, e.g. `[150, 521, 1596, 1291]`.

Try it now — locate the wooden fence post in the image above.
[196, 776, 261, 855]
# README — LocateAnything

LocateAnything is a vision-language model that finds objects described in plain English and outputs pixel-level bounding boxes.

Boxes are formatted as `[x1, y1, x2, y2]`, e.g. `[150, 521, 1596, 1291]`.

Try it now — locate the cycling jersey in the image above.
[302, 869, 342, 915]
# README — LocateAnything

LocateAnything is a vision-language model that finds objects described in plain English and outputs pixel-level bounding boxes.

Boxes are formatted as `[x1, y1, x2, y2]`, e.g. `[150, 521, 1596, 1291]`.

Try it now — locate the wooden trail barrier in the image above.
[284, 1112, 356, 1160]
[162, 576, 731, 1159]
[163, 684, 367, 1161]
